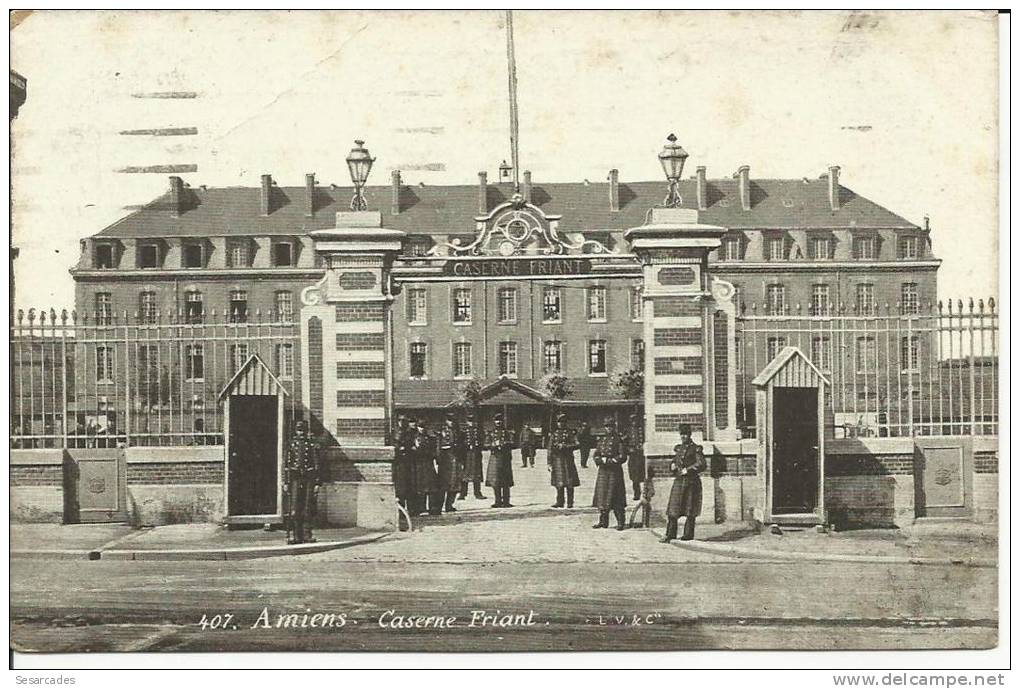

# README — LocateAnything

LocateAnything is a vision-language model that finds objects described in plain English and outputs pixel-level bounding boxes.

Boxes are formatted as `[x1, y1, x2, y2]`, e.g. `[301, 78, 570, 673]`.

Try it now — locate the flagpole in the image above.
[505, 9, 520, 193]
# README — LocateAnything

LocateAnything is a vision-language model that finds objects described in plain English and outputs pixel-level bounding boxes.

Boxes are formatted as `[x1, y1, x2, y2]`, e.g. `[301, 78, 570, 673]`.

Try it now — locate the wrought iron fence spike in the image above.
[61, 309, 68, 325]
[27, 308, 36, 324]
[988, 297, 995, 313]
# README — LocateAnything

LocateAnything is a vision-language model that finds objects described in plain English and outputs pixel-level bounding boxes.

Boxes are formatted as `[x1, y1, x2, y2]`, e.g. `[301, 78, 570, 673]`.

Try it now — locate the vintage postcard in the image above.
[8, 9, 1003, 665]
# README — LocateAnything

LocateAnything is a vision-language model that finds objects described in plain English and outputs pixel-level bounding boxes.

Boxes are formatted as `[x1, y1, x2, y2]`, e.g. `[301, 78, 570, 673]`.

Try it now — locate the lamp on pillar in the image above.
[658, 133, 689, 208]
[345, 139, 375, 211]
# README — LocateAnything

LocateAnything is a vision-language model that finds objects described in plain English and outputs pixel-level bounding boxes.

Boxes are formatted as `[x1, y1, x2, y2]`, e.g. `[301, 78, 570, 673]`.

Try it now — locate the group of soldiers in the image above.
[391, 410, 708, 541]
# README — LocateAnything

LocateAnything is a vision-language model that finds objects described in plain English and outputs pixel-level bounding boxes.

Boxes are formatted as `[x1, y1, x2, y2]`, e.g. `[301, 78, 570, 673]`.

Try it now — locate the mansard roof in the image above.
[94, 176, 919, 240]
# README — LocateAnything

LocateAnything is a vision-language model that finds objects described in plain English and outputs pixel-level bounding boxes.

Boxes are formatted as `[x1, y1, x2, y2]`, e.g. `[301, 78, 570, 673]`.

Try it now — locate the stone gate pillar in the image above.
[625, 208, 726, 455]
[300, 211, 405, 530]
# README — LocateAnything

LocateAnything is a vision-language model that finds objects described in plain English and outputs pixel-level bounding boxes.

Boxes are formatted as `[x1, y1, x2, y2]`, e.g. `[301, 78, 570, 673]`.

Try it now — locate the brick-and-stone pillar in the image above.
[300, 211, 405, 530]
[625, 208, 725, 455]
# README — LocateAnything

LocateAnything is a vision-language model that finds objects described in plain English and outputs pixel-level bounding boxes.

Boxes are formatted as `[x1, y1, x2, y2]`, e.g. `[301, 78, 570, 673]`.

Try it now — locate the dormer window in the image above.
[898, 235, 919, 260]
[138, 242, 161, 269]
[809, 236, 834, 260]
[853, 235, 877, 260]
[94, 243, 115, 269]
[227, 239, 251, 268]
[721, 235, 742, 261]
[765, 235, 786, 261]
[272, 241, 294, 267]
[182, 242, 204, 268]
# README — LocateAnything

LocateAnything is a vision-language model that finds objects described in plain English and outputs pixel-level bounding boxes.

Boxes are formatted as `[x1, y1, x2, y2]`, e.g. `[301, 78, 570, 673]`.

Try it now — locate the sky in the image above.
[9, 10, 1000, 312]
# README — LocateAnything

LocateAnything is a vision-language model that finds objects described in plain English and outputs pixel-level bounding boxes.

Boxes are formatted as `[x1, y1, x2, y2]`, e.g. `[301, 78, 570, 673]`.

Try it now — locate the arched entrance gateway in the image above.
[296, 168, 743, 528]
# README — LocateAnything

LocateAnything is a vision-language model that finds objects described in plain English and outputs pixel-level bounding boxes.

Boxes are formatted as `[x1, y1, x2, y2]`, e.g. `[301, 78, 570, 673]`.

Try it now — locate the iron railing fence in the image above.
[10, 308, 301, 448]
[734, 298, 998, 439]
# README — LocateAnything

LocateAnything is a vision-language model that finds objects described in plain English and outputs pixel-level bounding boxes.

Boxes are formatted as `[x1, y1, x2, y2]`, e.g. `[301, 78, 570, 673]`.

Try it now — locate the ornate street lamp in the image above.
[345, 139, 375, 211]
[658, 133, 689, 208]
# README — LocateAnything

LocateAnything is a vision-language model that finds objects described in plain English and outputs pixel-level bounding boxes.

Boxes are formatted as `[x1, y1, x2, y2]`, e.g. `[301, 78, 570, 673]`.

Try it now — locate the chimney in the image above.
[260, 174, 272, 216]
[391, 170, 402, 215]
[827, 165, 841, 211]
[168, 176, 185, 217]
[608, 169, 619, 211]
[478, 171, 488, 214]
[522, 170, 532, 203]
[695, 166, 708, 211]
[305, 173, 316, 217]
[733, 165, 751, 211]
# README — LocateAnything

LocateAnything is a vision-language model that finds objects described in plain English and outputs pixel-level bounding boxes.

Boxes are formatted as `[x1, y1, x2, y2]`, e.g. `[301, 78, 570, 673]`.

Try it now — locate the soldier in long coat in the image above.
[436, 412, 463, 513]
[458, 417, 486, 501]
[661, 424, 707, 542]
[547, 413, 580, 508]
[520, 426, 537, 468]
[409, 418, 438, 516]
[393, 415, 418, 523]
[284, 419, 321, 545]
[485, 413, 515, 508]
[625, 412, 646, 502]
[591, 415, 628, 530]
[577, 421, 594, 469]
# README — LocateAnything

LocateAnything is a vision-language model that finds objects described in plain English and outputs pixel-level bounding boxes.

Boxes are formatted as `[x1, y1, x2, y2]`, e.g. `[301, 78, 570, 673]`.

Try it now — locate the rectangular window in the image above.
[95, 243, 114, 269]
[588, 340, 607, 375]
[138, 243, 160, 268]
[811, 336, 832, 372]
[901, 283, 920, 315]
[853, 236, 877, 260]
[95, 292, 113, 325]
[407, 238, 432, 257]
[856, 284, 875, 315]
[766, 284, 786, 315]
[229, 290, 248, 323]
[900, 336, 919, 372]
[185, 344, 204, 381]
[766, 336, 787, 362]
[184, 291, 204, 324]
[453, 342, 472, 378]
[96, 345, 114, 382]
[498, 341, 518, 377]
[275, 291, 293, 322]
[497, 288, 517, 323]
[273, 242, 294, 267]
[275, 343, 294, 379]
[407, 289, 427, 325]
[227, 241, 250, 268]
[809, 237, 833, 261]
[811, 284, 830, 316]
[182, 242, 204, 268]
[452, 288, 472, 324]
[722, 236, 741, 261]
[630, 286, 643, 321]
[898, 235, 919, 260]
[734, 336, 743, 372]
[543, 340, 562, 373]
[855, 336, 877, 373]
[587, 286, 607, 322]
[230, 343, 249, 371]
[139, 291, 158, 325]
[631, 338, 645, 370]
[543, 287, 562, 323]
[766, 236, 785, 261]
[409, 342, 428, 379]
[138, 345, 160, 395]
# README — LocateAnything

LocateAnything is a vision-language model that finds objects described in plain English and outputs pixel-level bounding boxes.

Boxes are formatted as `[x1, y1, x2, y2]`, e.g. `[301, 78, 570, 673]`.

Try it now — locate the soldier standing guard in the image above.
[409, 417, 438, 516]
[436, 411, 463, 513]
[591, 415, 628, 530]
[393, 415, 418, 527]
[458, 417, 487, 501]
[661, 424, 707, 542]
[485, 413, 515, 508]
[577, 421, 594, 469]
[625, 412, 646, 502]
[284, 419, 321, 545]
[520, 426, 537, 468]
[547, 413, 580, 508]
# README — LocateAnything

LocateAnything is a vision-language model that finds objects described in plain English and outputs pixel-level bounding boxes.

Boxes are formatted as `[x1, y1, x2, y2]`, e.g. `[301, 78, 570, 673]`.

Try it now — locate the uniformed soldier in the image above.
[436, 411, 463, 513]
[625, 412, 646, 502]
[661, 423, 707, 542]
[393, 415, 418, 527]
[409, 417, 438, 516]
[591, 415, 628, 530]
[520, 426, 537, 468]
[420, 421, 445, 516]
[284, 419, 321, 545]
[485, 413, 515, 508]
[458, 417, 487, 501]
[577, 420, 594, 469]
[547, 413, 580, 508]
